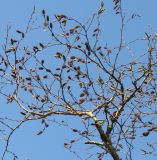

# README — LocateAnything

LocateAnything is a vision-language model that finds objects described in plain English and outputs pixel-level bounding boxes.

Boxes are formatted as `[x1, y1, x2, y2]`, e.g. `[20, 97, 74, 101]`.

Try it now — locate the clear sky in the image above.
[0, 1, 157, 160]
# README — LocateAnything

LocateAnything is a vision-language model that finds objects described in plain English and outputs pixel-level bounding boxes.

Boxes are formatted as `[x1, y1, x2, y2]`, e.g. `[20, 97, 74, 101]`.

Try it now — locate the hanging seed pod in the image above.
[21, 32, 25, 38]
[85, 42, 91, 51]
[80, 93, 85, 97]
[39, 43, 44, 48]
[41, 60, 44, 65]
[50, 23, 53, 29]
[26, 77, 31, 81]
[16, 30, 22, 34]
[143, 131, 149, 137]
[38, 67, 44, 70]
[79, 98, 85, 104]
[43, 75, 48, 79]
[46, 69, 51, 72]
[42, 10, 45, 16]
[46, 15, 49, 22]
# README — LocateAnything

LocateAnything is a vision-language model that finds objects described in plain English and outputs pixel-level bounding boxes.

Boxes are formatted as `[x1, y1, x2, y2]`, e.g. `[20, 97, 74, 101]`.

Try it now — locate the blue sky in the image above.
[0, 1, 157, 160]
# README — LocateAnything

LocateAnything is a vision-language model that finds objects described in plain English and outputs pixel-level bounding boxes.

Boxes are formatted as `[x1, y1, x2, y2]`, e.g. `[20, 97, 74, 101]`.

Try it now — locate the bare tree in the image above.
[0, 1, 157, 160]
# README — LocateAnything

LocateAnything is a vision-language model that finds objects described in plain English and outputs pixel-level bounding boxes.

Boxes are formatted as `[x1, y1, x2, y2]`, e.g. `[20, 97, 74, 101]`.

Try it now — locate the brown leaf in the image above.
[85, 42, 91, 51]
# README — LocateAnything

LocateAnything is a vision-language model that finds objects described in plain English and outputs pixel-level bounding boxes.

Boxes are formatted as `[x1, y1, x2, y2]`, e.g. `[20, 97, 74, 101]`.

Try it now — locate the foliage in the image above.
[0, 1, 157, 160]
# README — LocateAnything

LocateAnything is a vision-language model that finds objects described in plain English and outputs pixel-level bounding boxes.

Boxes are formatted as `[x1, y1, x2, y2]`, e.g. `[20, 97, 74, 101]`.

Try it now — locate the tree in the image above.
[0, 1, 157, 160]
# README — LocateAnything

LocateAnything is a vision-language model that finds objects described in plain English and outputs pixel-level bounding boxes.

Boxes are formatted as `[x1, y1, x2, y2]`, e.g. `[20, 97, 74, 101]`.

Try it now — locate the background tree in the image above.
[0, 1, 157, 160]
